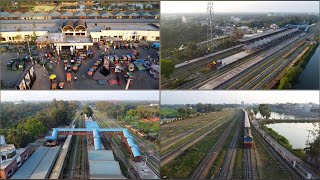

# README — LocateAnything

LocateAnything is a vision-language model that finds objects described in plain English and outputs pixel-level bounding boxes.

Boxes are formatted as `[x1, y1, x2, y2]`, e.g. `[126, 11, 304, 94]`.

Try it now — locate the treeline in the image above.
[96, 101, 159, 120]
[95, 101, 159, 136]
[161, 103, 224, 119]
[1, 100, 79, 148]
[278, 43, 319, 89]
[1, 102, 51, 128]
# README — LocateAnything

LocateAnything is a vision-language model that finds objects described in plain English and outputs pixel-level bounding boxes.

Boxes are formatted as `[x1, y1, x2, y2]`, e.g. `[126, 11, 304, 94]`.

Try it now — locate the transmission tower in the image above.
[207, 1, 214, 49]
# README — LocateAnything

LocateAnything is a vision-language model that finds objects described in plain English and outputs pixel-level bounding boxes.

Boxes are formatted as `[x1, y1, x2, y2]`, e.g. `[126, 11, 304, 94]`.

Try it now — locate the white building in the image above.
[0, 19, 160, 50]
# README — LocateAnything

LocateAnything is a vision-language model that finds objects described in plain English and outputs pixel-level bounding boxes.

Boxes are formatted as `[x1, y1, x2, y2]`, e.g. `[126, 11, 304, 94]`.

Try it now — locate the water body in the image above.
[256, 111, 296, 119]
[294, 45, 320, 89]
[266, 123, 319, 149]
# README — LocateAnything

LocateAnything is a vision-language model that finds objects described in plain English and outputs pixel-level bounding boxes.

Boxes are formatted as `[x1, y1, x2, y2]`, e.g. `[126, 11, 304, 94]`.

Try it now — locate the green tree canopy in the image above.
[258, 104, 271, 119]
[83, 104, 93, 117]
[161, 59, 175, 78]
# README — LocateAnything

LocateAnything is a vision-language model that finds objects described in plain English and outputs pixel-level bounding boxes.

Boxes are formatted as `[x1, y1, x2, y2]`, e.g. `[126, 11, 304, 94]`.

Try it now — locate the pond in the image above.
[266, 122, 319, 149]
[256, 111, 296, 119]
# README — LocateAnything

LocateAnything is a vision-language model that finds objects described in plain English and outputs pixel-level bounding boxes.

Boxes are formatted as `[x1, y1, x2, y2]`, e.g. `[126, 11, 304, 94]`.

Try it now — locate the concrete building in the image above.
[0, 19, 160, 50]
[0, 136, 31, 179]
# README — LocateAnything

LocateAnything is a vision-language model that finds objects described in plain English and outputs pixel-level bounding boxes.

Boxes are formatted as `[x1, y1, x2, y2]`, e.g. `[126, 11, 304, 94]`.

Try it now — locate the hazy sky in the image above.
[161, 1, 320, 14]
[161, 91, 320, 104]
[1, 91, 159, 102]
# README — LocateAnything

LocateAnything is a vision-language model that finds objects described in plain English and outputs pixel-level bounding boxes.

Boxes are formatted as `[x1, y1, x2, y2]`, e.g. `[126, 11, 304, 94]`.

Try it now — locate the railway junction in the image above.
[161, 108, 320, 179]
[161, 23, 320, 89]
[1, 115, 159, 179]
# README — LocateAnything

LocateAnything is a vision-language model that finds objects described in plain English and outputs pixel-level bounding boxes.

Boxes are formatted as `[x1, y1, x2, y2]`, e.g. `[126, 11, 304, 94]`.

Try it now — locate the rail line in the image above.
[94, 113, 160, 177]
[217, 115, 241, 179]
[180, 40, 289, 90]
[161, 46, 244, 88]
[191, 115, 238, 179]
[252, 126, 301, 179]
[244, 149, 255, 179]
[161, 113, 235, 166]
[161, 113, 228, 152]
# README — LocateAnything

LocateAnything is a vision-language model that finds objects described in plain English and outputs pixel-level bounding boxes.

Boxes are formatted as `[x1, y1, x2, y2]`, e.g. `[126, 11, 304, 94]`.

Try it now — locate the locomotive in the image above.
[243, 109, 253, 148]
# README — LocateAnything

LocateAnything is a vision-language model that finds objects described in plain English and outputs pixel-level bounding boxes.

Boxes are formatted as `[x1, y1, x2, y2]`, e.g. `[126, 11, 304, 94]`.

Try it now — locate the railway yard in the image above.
[161, 23, 320, 89]
[93, 110, 160, 178]
[160, 108, 320, 179]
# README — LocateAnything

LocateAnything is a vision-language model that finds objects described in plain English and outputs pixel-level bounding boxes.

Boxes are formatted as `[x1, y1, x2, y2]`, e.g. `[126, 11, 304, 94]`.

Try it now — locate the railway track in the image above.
[191, 115, 238, 179]
[179, 39, 289, 90]
[252, 44, 308, 89]
[231, 42, 307, 90]
[161, 113, 235, 166]
[252, 126, 301, 179]
[220, 30, 318, 90]
[217, 116, 241, 179]
[94, 114, 160, 177]
[161, 46, 243, 88]
[161, 113, 228, 152]
[244, 149, 255, 179]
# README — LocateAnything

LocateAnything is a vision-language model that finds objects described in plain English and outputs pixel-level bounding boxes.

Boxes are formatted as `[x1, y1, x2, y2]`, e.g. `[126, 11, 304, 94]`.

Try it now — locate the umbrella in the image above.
[49, 74, 56, 80]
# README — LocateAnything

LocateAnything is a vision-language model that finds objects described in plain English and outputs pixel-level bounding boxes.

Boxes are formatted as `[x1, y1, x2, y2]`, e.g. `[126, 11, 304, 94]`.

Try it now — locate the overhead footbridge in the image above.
[45, 123, 141, 161]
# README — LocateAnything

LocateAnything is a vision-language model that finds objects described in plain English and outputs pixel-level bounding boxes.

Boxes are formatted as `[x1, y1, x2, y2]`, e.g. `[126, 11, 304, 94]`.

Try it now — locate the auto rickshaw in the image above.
[66, 72, 72, 82]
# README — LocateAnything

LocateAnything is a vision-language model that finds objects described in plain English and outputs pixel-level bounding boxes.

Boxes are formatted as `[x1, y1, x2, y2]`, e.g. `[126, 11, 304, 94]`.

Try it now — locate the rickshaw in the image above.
[18, 61, 24, 71]
[128, 63, 135, 72]
[87, 68, 94, 78]
[124, 42, 129, 49]
[122, 55, 127, 61]
[51, 81, 57, 89]
[114, 55, 119, 61]
[7, 60, 14, 70]
[58, 82, 65, 89]
[133, 50, 139, 57]
[66, 72, 72, 82]
[126, 55, 131, 61]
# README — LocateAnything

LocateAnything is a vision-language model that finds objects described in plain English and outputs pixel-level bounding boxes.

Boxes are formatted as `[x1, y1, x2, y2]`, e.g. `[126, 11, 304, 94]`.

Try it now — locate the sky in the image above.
[161, 91, 320, 104]
[1, 91, 159, 102]
[161, 1, 320, 14]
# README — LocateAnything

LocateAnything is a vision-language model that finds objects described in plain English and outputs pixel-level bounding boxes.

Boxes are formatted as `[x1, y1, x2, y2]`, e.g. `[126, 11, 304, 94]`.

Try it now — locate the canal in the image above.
[294, 44, 320, 89]
[266, 123, 319, 149]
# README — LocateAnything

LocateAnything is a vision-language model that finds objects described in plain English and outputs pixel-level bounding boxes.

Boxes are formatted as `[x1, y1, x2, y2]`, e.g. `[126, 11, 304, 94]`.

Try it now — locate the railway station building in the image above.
[0, 136, 31, 179]
[0, 19, 160, 50]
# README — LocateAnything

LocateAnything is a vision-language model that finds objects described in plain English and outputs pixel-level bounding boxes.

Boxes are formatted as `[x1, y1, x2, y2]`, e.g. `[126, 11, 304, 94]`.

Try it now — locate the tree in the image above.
[83, 104, 93, 117]
[23, 118, 46, 139]
[253, 107, 259, 118]
[161, 59, 175, 78]
[186, 42, 197, 59]
[258, 104, 271, 119]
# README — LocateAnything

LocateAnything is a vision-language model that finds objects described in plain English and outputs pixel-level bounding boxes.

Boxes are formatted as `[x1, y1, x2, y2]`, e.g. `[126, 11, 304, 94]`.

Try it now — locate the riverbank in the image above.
[276, 42, 319, 89]
[261, 122, 306, 159]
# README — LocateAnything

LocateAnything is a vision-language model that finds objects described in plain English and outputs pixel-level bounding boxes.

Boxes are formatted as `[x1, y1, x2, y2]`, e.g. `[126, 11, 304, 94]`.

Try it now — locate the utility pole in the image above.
[306, 130, 312, 147]
[27, 38, 33, 64]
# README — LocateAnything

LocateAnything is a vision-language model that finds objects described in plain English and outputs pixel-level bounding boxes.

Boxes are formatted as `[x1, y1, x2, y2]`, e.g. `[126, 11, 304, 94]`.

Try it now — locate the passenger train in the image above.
[243, 109, 253, 148]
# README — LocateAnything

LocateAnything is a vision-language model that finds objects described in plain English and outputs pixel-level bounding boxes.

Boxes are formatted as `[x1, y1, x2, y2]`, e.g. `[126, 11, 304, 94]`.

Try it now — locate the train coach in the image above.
[243, 109, 253, 148]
